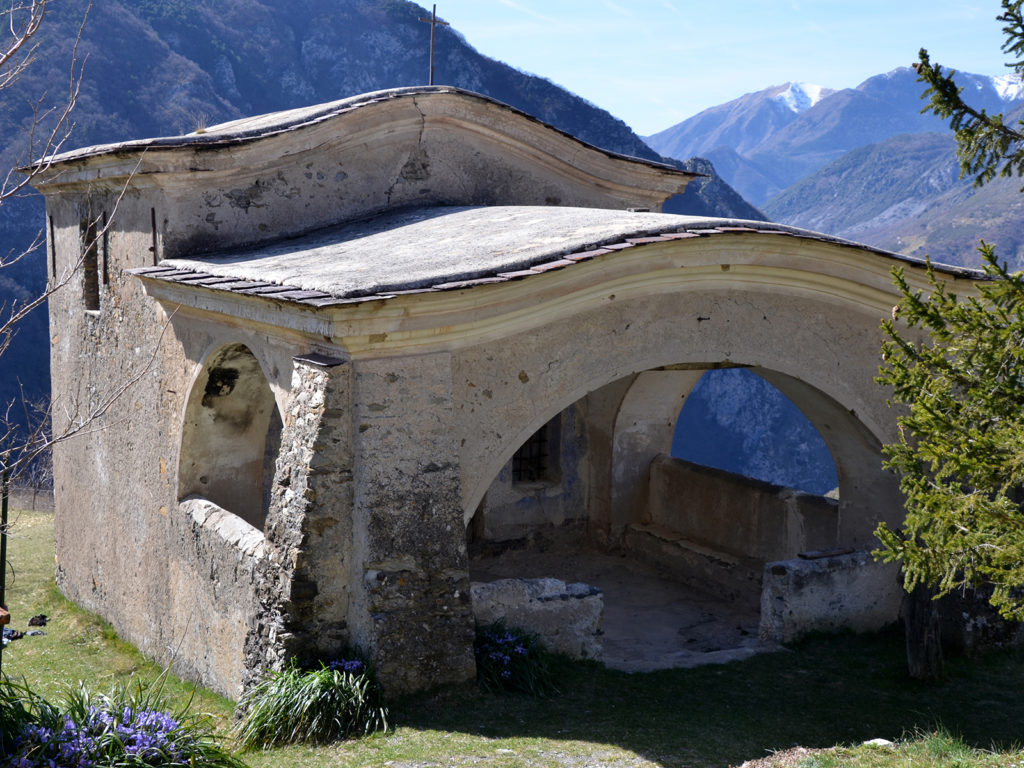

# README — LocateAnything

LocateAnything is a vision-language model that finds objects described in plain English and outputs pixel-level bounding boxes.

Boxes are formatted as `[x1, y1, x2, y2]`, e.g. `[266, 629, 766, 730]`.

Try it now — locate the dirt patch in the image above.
[469, 546, 783, 672]
[734, 746, 831, 768]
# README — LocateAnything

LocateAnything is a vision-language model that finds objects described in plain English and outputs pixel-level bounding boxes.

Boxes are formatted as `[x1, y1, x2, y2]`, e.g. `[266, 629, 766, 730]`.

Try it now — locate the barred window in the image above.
[512, 416, 560, 484]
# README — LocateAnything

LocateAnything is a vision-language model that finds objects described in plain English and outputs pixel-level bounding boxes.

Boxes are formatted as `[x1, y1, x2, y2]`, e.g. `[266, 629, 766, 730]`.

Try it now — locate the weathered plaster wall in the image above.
[471, 578, 603, 659]
[472, 405, 589, 544]
[611, 370, 703, 527]
[451, 250, 904, 550]
[172, 499, 266, 695]
[759, 552, 902, 643]
[46, 188, 312, 696]
[576, 378, 635, 545]
[48, 187, 189, 681]
[36, 89, 689, 266]
[645, 456, 839, 562]
[178, 343, 280, 529]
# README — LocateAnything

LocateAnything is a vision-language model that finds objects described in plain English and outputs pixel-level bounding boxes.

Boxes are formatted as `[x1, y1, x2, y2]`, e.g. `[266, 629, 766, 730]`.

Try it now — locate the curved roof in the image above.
[131, 205, 984, 308]
[40, 87, 675, 169]
[32, 88, 697, 247]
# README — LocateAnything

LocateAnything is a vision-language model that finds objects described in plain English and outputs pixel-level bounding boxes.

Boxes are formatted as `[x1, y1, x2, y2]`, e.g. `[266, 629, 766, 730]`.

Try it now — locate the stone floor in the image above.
[469, 546, 782, 672]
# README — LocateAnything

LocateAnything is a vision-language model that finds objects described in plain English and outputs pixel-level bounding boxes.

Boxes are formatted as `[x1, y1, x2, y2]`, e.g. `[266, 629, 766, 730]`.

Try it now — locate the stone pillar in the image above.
[756, 369, 902, 548]
[244, 353, 354, 686]
[348, 352, 476, 693]
[610, 370, 703, 539]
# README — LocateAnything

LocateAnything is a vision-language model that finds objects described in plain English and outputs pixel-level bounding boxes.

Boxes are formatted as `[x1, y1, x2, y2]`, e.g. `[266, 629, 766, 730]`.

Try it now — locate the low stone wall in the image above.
[646, 455, 838, 561]
[626, 456, 840, 608]
[471, 577, 603, 659]
[759, 551, 902, 643]
[6, 488, 54, 512]
[935, 586, 1024, 656]
[624, 523, 763, 609]
[172, 497, 268, 697]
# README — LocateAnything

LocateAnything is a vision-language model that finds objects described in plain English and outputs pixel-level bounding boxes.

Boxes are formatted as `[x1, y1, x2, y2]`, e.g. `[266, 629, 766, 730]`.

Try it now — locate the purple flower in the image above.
[328, 658, 365, 674]
[11, 704, 191, 767]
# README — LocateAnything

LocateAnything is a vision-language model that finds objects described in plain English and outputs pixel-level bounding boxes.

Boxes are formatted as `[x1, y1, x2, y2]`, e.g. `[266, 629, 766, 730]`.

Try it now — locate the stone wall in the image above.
[43, 183, 306, 696]
[759, 551, 902, 643]
[172, 499, 266, 695]
[347, 353, 476, 693]
[646, 455, 839, 561]
[243, 355, 355, 687]
[934, 586, 1024, 656]
[625, 455, 840, 609]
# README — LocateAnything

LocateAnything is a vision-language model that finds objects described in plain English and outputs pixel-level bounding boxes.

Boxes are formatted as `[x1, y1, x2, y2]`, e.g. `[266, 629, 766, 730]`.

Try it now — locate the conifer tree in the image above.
[875, 0, 1024, 620]
[912, 1, 1024, 189]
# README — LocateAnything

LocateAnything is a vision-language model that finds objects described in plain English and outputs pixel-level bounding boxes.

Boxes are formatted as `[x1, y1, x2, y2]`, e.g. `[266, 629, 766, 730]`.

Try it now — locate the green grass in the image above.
[757, 730, 1021, 768]
[1, 508, 235, 724]
[4, 508, 1024, 768]
[237, 660, 389, 748]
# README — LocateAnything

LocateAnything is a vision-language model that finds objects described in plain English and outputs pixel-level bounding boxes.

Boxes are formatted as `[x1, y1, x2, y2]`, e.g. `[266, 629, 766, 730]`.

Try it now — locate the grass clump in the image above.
[752, 730, 1018, 768]
[0, 675, 55, 757]
[0, 672, 243, 767]
[236, 657, 389, 749]
[473, 621, 557, 697]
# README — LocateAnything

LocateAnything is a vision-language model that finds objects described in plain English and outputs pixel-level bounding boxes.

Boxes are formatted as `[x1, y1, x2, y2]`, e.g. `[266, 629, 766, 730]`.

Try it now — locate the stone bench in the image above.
[471, 577, 603, 659]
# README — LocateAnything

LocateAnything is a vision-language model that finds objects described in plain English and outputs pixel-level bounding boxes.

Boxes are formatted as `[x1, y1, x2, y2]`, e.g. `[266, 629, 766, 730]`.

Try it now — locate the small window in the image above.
[102, 211, 109, 286]
[512, 416, 560, 484]
[48, 216, 55, 278]
[80, 217, 100, 311]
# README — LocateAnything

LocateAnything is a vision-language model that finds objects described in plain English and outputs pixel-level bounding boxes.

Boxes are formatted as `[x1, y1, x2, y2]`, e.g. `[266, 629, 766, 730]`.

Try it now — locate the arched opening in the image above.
[465, 361, 892, 670]
[671, 368, 838, 496]
[178, 343, 283, 530]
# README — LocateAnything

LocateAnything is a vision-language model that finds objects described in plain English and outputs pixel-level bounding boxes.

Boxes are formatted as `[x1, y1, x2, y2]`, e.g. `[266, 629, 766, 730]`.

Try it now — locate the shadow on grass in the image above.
[391, 627, 1024, 768]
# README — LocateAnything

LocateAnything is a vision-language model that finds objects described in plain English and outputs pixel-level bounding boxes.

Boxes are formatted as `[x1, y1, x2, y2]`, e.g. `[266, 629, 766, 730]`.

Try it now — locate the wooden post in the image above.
[418, 4, 449, 85]
[0, 466, 8, 678]
[903, 582, 943, 680]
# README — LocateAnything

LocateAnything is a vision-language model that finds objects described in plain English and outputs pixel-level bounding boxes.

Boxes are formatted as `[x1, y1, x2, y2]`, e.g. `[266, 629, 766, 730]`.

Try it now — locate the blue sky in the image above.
[432, 1, 1014, 135]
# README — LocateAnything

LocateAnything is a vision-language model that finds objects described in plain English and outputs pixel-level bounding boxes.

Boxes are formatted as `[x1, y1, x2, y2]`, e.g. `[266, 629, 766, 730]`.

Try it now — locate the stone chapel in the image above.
[29, 86, 981, 696]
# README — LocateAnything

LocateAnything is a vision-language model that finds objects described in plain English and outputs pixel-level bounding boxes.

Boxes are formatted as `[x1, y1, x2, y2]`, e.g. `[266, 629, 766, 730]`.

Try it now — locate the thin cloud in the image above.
[496, 0, 560, 25]
[602, 1, 634, 17]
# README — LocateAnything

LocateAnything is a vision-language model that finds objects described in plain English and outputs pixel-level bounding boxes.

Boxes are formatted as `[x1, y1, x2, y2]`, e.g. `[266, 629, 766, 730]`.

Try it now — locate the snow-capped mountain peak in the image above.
[773, 82, 829, 113]
[992, 72, 1024, 102]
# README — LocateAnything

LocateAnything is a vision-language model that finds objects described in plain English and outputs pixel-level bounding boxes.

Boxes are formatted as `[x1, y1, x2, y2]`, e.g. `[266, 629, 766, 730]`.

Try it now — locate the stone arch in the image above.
[608, 364, 875, 547]
[178, 342, 283, 530]
[456, 279, 904, 552]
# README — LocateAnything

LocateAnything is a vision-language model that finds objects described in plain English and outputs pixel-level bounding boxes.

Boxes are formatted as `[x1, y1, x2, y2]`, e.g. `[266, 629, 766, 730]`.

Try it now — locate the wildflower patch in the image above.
[474, 621, 557, 697]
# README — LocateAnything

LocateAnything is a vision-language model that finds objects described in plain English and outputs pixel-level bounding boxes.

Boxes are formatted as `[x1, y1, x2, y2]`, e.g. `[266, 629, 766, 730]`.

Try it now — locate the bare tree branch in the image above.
[1, 0, 90, 206]
[0, 0, 155, 492]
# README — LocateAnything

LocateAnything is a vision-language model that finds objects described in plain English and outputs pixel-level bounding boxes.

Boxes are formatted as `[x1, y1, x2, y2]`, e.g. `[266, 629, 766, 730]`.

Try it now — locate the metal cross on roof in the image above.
[418, 4, 449, 86]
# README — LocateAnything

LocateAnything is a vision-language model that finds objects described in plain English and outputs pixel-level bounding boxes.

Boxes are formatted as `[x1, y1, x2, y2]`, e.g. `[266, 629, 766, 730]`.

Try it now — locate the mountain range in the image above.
[645, 68, 1024, 267]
